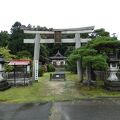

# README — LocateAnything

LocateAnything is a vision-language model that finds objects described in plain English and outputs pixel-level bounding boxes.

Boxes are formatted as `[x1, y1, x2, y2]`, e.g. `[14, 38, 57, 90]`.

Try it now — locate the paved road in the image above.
[1, 100, 120, 120]
[0, 102, 52, 120]
[52, 100, 120, 120]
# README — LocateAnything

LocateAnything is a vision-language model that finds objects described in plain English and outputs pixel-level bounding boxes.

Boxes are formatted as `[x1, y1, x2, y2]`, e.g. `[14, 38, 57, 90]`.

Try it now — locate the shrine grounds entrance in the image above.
[23, 26, 94, 81]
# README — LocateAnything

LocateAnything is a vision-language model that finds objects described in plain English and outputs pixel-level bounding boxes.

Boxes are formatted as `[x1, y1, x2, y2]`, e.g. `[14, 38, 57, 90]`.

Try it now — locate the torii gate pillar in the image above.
[75, 33, 82, 81]
[33, 33, 40, 81]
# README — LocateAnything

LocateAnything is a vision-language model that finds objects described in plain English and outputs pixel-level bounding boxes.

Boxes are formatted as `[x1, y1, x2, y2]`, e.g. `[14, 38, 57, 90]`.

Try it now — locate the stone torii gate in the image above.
[23, 26, 94, 81]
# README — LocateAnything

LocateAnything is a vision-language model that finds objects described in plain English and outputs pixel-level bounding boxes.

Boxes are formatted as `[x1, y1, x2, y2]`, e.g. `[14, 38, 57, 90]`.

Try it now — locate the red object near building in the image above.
[8, 60, 32, 86]
[8, 60, 31, 66]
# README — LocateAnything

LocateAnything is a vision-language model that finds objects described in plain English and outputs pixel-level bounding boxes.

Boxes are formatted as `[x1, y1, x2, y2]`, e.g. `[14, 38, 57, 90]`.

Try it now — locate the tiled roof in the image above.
[50, 51, 66, 60]
[8, 60, 31, 65]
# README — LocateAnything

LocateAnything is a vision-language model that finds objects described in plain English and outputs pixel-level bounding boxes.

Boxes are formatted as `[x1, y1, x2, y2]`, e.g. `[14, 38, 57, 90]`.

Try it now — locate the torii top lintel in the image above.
[24, 26, 94, 34]
[24, 26, 94, 43]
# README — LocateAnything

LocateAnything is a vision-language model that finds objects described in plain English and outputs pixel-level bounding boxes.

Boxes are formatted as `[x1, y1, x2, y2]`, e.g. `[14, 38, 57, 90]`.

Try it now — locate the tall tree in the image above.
[90, 28, 110, 38]
[39, 44, 49, 64]
[0, 31, 9, 47]
[8, 22, 34, 56]
[67, 29, 120, 82]
[8, 21, 25, 54]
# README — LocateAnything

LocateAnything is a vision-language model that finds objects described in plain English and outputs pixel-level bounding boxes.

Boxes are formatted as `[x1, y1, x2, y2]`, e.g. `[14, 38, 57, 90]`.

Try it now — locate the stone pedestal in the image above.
[104, 80, 120, 90]
[105, 64, 120, 91]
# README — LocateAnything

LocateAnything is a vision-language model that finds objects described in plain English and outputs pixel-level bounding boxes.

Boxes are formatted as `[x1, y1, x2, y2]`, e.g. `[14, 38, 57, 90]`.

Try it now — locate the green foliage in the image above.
[38, 66, 45, 77]
[94, 28, 110, 37]
[65, 62, 77, 73]
[64, 46, 75, 57]
[0, 31, 9, 47]
[47, 64, 55, 72]
[87, 36, 119, 49]
[16, 50, 32, 59]
[0, 47, 15, 61]
[9, 22, 25, 54]
[83, 55, 108, 70]
[72, 47, 97, 56]
[67, 29, 120, 72]
[67, 51, 108, 71]
[80, 33, 89, 38]
[40, 44, 49, 63]
[67, 48, 98, 71]
[4, 64, 14, 72]
[0, 47, 15, 72]
[8, 21, 50, 64]
[90, 28, 110, 38]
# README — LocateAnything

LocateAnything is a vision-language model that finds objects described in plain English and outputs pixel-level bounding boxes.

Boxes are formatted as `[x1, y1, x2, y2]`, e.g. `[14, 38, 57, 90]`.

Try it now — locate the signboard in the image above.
[50, 72, 66, 80]
[34, 60, 39, 80]
[54, 31, 61, 43]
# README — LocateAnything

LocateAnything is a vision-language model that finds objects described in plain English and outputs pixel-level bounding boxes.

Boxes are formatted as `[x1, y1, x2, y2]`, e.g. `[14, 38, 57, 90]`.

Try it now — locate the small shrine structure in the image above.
[50, 51, 66, 67]
[8, 60, 32, 86]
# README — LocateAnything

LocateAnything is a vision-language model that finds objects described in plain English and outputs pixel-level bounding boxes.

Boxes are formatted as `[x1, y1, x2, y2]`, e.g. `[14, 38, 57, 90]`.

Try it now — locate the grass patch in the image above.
[0, 72, 120, 103]
[0, 73, 50, 103]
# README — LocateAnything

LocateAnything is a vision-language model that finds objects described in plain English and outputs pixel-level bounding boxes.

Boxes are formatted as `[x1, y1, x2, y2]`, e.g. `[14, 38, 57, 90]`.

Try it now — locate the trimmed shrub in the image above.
[47, 64, 55, 72]
[38, 66, 45, 77]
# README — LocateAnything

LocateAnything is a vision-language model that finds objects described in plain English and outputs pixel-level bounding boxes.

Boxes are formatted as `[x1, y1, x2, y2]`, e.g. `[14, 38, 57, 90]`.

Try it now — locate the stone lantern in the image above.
[0, 55, 5, 80]
[104, 51, 120, 90]
[0, 55, 10, 90]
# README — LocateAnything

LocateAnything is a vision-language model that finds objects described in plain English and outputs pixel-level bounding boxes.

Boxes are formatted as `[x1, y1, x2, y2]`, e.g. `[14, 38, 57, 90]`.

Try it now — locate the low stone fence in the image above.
[6, 72, 31, 79]
[6, 72, 32, 86]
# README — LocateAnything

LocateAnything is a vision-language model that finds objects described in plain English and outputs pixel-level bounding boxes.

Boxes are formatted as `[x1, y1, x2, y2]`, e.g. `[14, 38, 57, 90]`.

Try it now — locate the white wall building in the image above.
[50, 51, 66, 67]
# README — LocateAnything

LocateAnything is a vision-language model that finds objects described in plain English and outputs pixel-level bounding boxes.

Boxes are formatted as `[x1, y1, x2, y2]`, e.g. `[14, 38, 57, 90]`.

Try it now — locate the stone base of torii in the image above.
[23, 26, 94, 81]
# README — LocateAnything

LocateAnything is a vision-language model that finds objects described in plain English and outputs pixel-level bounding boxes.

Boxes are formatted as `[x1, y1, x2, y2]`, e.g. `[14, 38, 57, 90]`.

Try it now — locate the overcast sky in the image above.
[0, 0, 120, 38]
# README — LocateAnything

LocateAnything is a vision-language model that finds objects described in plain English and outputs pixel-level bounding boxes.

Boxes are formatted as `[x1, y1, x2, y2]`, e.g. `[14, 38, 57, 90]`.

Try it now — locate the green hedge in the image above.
[47, 64, 55, 72]
[38, 66, 45, 77]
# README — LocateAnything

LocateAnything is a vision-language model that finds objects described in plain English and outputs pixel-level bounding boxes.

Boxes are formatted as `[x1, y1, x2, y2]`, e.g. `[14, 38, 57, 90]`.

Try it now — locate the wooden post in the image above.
[14, 65, 16, 86]
[23, 65, 26, 86]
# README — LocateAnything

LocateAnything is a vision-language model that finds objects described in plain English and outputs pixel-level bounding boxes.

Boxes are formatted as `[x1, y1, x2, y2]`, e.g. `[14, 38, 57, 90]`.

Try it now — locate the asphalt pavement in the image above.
[1, 100, 120, 120]
[0, 102, 52, 120]
[53, 100, 120, 120]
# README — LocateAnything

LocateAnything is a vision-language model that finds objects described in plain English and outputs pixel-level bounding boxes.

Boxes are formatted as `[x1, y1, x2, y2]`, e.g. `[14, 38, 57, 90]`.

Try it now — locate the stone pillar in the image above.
[33, 33, 41, 81]
[63, 60, 65, 65]
[34, 33, 41, 60]
[0, 64, 2, 71]
[75, 33, 82, 81]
